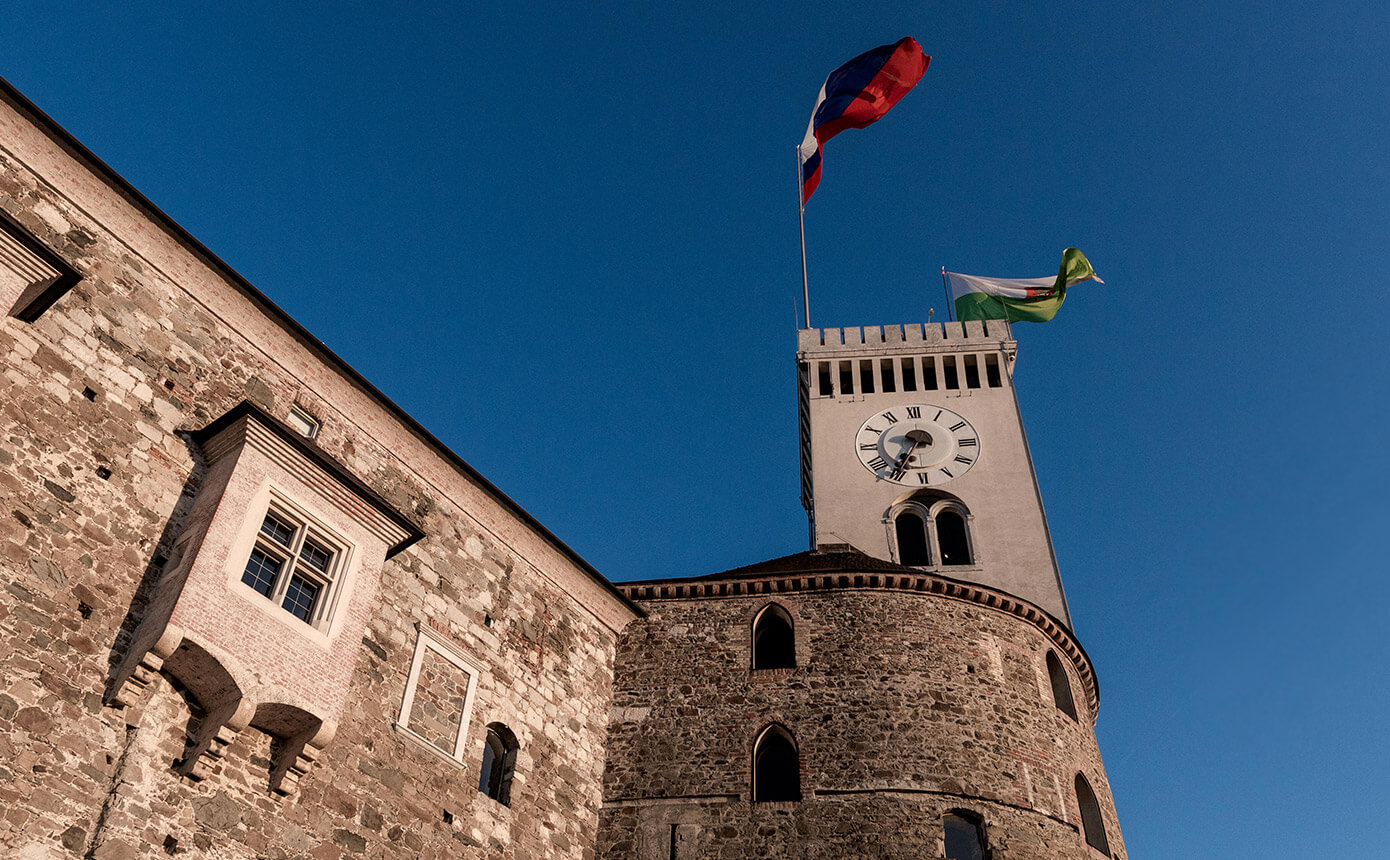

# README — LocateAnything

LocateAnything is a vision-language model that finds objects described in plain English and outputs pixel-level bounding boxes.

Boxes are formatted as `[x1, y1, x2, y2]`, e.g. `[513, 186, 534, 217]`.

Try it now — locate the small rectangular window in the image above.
[963, 355, 981, 389]
[879, 359, 896, 393]
[985, 354, 1003, 388]
[817, 361, 833, 396]
[838, 361, 854, 395]
[286, 405, 321, 439]
[859, 360, 875, 394]
[900, 357, 917, 391]
[942, 356, 960, 390]
[923, 357, 939, 390]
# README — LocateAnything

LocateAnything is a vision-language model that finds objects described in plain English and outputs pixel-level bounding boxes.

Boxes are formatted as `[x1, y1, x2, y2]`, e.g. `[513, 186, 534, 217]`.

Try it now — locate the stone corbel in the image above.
[105, 624, 184, 721]
[270, 719, 338, 796]
[175, 696, 256, 780]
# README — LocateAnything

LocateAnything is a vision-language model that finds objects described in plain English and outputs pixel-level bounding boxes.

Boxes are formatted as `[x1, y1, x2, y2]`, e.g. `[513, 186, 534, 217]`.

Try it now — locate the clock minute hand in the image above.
[889, 438, 920, 480]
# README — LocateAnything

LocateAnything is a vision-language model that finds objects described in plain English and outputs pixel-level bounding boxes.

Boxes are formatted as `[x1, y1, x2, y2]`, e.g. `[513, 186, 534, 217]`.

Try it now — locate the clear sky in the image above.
[7, 2, 1389, 856]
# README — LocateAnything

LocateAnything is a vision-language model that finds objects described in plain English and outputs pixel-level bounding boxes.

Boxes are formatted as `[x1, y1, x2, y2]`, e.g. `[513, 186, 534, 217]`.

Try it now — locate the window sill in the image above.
[748, 667, 797, 682]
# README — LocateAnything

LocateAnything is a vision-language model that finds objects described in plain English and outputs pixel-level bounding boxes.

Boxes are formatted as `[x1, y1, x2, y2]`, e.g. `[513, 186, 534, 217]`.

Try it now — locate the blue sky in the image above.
[7, 2, 1390, 856]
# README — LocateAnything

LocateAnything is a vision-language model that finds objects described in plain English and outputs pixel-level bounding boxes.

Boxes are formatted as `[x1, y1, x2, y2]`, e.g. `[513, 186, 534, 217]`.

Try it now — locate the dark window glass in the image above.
[937, 510, 971, 565]
[1047, 651, 1079, 720]
[923, 357, 938, 390]
[839, 361, 854, 395]
[985, 354, 1003, 387]
[753, 728, 800, 802]
[259, 512, 295, 547]
[299, 539, 332, 573]
[944, 814, 987, 860]
[895, 511, 930, 566]
[901, 357, 917, 391]
[1076, 774, 1111, 855]
[480, 724, 518, 805]
[241, 548, 280, 596]
[880, 358, 896, 393]
[282, 575, 321, 622]
[817, 361, 833, 395]
[859, 359, 875, 394]
[752, 605, 795, 669]
[943, 356, 960, 389]
[964, 355, 981, 388]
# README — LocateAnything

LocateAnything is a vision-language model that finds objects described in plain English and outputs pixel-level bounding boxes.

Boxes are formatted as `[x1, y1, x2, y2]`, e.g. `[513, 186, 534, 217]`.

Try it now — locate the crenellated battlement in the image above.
[798, 319, 1014, 357]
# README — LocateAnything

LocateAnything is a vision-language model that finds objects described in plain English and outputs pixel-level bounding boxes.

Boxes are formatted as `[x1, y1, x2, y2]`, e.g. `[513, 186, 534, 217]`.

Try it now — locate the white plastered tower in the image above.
[797, 319, 1071, 625]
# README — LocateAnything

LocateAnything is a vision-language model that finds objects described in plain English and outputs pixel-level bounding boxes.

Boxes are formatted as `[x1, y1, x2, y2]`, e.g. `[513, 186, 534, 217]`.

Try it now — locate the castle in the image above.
[0, 77, 1124, 859]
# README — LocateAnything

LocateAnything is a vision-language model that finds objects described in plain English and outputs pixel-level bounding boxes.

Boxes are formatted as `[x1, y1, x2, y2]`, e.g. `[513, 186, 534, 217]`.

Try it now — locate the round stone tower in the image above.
[596, 322, 1125, 859]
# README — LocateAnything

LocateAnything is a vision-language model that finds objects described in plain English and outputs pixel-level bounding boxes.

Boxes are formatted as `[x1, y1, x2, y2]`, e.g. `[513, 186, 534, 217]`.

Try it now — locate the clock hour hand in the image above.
[890, 428, 933, 480]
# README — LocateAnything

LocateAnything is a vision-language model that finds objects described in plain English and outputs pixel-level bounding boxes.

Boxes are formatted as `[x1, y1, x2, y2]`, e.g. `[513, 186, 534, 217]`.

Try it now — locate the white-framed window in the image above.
[285, 404, 321, 440]
[239, 500, 349, 630]
[395, 623, 482, 763]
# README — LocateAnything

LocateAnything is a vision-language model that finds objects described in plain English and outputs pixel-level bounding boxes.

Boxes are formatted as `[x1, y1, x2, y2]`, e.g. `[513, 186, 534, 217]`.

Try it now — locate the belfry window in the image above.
[240, 504, 346, 628]
[752, 603, 796, 670]
[936, 509, 972, 565]
[1047, 650, 1079, 720]
[479, 723, 519, 805]
[1075, 773, 1111, 855]
[943, 812, 988, 860]
[752, 725, 800, 802]
[895, 510, 931, 566]
[892, 499, 975, 568]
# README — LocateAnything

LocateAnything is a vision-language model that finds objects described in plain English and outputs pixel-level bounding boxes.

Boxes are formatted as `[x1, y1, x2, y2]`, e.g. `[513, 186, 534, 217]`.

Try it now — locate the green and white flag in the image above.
[947, 248, 1102, 323]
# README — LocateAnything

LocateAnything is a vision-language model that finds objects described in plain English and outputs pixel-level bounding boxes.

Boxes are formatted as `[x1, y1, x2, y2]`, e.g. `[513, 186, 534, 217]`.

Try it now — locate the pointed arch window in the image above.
[752, 603, 796, 670]
[752, 724, 800, 802]
[1047, 650, 1078, 721]
[943, 811, 988, 860]
[1075, 773, 1111, 855]
[479, 723, 519, 806]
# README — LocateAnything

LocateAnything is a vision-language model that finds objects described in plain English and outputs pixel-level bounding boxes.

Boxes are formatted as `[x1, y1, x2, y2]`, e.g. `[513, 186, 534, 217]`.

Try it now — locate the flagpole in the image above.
[940, 266, 954, 322]
[797, 146, 811, 330]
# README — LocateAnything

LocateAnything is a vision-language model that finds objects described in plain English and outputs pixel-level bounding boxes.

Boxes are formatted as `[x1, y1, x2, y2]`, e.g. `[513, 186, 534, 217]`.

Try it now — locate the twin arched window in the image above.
[479, 723, 518, 805]
[751, 724, 800, 802]
[892, 500, 974, 567]
[752, 603, 796, 670]
[1075, 773, 1111, 855]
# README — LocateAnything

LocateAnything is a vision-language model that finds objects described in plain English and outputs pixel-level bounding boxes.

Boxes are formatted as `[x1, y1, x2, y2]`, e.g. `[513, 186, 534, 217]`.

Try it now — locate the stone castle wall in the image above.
[598, 583, 1124, 860]
[0, 86, 634, 860]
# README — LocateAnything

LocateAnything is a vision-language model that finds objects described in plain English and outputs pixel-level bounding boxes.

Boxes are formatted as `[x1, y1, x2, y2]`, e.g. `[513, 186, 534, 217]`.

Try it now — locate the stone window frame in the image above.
[223, 484, 359, 642]
[943, 809, 992, 860]
[887, 497, 979, 569]
[750, 723, 801, 803]
[0, 209, 81, 322]
[1046, 649, 1079, 721]
[394, 622, 483, 765]
[1074, 772, 1112, 856]
[478, 722, 519, 806]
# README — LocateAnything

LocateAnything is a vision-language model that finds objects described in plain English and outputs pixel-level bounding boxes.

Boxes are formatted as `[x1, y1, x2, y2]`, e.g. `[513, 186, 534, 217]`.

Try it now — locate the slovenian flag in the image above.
[947, 249, 1104, 324]
[798, 37, 930, 203]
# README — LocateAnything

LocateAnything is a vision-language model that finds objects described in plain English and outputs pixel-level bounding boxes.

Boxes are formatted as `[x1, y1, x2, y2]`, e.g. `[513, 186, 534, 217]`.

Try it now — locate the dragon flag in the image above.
[946, 249, 1103, 323]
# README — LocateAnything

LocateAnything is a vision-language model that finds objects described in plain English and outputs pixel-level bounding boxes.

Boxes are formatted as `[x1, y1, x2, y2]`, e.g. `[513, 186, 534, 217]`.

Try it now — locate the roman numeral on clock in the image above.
[906, 406, 921, 418]
[860, 443, 878, 451]
[954, 455, 973, 464]
[958, 438, 977, 447]
[867, 456, 888, 471]
[917, 472, 930, 484]
[881, 411, 899, 423]
[940, 467, 954, 478]
[949, 421, 967, 432]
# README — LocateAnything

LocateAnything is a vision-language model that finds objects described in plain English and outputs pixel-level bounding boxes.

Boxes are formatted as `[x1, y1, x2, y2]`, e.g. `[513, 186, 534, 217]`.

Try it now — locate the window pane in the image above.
[259, 512, 296, 547]
[895, 512, 930, 566]
[282, 574, 321, 622]
[299, 538, 333, 573]
[752, 608, 795, 669]
[936, 511, 971, 565]
[753, 730, 800, 802]
[241, 547, 281, 596]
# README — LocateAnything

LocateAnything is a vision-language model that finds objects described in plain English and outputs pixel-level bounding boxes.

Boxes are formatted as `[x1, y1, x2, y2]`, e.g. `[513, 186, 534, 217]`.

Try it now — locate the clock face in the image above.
[854, 404, 980, 486]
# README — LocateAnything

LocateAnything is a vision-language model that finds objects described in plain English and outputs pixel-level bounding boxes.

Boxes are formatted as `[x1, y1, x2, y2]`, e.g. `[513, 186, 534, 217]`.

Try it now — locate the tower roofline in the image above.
[798, 319, 1015, 359]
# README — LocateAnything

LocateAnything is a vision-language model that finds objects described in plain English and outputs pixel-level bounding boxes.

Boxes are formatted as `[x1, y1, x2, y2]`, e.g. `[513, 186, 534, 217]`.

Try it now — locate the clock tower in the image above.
[797, 318, 1071, 625]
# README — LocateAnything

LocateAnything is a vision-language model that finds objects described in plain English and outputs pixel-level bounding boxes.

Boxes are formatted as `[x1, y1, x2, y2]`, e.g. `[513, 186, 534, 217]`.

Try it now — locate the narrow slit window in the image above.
[817, 361, 833, 396]
[1047, 650, 1079, 720]
[839, 361, 854, 395]
[1075, 774, 1111, 855]
[479, 724, 519, 805]
[942, 356, 960, 390]
[859, 359, 875, 394]
[901, 357, 917, 391]
[963, 355, 981, 389]
[752, 604, 796, 669]
[879, 358, 896, 393]
[985, 354, 1003, 388]
[923, 357, 938, 390]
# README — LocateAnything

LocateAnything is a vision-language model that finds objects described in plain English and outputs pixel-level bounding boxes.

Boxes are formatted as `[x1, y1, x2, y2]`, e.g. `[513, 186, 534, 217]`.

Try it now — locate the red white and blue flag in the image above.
[798, 37, 929, 203]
